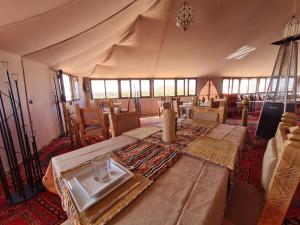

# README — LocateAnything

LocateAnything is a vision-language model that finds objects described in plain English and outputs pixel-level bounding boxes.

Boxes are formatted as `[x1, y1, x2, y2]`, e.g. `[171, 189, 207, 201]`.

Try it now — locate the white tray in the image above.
[64, 159, 133, 212]
[75, 162, 126, 198]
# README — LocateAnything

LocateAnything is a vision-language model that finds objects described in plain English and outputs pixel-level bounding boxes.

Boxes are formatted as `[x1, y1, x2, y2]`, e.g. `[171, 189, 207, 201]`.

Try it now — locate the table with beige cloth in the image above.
[43, 123, 246, 225]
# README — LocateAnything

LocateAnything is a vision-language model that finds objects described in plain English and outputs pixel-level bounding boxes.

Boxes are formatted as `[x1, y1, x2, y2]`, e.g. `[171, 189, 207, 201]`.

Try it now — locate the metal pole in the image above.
[14, 79, 38, 187]
[0, 92, 26, 199]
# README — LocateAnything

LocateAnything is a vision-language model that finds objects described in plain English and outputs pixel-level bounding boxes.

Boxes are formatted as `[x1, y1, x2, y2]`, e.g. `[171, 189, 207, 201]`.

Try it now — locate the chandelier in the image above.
[176, 1, 194, 31]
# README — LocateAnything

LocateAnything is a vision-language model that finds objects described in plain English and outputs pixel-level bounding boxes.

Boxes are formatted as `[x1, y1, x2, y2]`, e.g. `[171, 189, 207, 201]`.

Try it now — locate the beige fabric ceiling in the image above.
[0, 0, 298, 78]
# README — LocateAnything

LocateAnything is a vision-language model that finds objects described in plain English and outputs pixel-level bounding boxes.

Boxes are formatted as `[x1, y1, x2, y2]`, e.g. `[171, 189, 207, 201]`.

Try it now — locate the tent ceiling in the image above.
[0, 0, 298, 78]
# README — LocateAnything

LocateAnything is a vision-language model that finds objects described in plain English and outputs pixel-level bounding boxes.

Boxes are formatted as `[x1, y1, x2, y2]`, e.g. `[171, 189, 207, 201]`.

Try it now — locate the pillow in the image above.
[193, 111, 218, 122]
[261, 138, 278, 191]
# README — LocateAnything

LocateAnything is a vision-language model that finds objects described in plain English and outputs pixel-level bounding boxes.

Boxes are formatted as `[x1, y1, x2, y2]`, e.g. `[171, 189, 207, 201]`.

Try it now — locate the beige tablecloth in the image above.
[43, 123, 246, 225]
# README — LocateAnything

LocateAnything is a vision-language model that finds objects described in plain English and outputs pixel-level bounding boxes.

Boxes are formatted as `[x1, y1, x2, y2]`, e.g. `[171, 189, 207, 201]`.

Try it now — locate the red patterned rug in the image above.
[0, 117, 299, 225]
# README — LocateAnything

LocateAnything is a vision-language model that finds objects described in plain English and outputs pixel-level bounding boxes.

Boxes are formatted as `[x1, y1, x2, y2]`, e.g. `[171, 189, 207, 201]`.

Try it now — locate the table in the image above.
[179, 103, 193, 119]
[43, 123, 246, 225]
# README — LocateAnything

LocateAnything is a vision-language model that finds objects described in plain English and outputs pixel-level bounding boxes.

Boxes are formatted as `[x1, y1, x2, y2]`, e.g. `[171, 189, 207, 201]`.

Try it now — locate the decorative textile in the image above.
[113, 140, 182, 181]
[122, 126, 162, 139]
[143, 123, 214, 150]
[60, 160, 151, 225]
[183, 137, 239, 170]
[177, 123, 214, 137]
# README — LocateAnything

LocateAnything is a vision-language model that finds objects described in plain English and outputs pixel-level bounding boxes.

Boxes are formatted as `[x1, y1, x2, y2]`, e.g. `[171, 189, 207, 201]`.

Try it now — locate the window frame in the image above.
[60, 72, 81, 102]
[221, 77, 271, 95]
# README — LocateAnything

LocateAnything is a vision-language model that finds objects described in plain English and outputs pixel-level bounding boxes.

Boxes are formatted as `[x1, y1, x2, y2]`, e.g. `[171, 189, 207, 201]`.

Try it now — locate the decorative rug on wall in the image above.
[0, 117, 299, 225]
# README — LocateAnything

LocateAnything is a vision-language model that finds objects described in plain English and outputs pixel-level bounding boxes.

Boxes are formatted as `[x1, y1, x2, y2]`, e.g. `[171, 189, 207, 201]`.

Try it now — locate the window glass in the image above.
[131, 80, 140, 97]
[154, 79, 164, 97]
[120, 80, 131, 98]
[185, 79, 189, 95]
[188, 79, 196, 95]
[222, 79, 229, 94]
[259, 78, 266, 92]
[105, 80, 119, 98]
[73, 78, 80, 100]
[240, 79, 248, 93]
[232, 79, 239, 94]
[141, 80, 150, 97]
[91, 80, 105, 99]
[266, 78, 271, 92]
[62, 74, 72, 101]
[177, 79, 185, 95]
[288, 78, 295, 92]
[165, 79, 175, 96]
[248, 78, 257, 93]
[271, 78, 278, 92]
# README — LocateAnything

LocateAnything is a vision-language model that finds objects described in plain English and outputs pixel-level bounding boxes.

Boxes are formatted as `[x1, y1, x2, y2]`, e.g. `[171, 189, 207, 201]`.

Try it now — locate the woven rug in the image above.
[0, 117, 299, 225]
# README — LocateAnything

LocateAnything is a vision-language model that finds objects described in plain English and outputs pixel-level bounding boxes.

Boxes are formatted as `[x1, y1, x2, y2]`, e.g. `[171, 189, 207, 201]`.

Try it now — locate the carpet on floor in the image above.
[0, 117, 299, 225]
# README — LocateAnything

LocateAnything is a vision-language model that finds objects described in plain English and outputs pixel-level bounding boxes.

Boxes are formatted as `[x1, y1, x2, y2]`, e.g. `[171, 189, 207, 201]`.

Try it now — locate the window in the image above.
[154, 79, 164, 97]
[248, 78, 257, 93]
[239, 79, 248, 94]
[141, 80, 150, 97]
[165, 79, 175, 96]
[153, 79, 190, 97]
[62, 74, 72, 101]
[131, 80, 140, 97]
[222, 77, 264, 95]
[120, 80, 131, 98]
[71, 76, 80, 100]
[106, 80, 119, 98]
[232, 79, 239, 94]
[91, 80, 119, 99]
[185, 79, 189, 95]
[177, 79, 185, 95]
[258, 78, 266, 92]
[222, 79, 229, 94]
[188, 79, 196, 95]
[61, 73, 80, 101]
[91, 80, 105, 99]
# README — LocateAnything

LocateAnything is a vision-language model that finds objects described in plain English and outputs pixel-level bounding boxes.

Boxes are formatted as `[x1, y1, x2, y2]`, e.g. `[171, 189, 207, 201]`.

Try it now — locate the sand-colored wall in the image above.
[0, 50, 88, 170]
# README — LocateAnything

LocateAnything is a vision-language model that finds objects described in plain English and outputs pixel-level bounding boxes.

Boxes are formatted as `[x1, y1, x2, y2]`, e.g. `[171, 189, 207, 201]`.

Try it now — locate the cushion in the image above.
[261, 138, 278, 191]
[193, 111, 218, 122]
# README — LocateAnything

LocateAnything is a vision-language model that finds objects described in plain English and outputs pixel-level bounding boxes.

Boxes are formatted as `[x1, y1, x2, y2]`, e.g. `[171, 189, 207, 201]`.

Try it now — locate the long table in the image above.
[43, 123, 246, 225]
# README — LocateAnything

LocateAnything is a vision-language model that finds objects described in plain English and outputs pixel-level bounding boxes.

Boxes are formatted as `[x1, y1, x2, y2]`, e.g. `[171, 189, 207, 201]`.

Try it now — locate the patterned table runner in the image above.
[183, 136, 239, 170]
[113, 141, 182, 181]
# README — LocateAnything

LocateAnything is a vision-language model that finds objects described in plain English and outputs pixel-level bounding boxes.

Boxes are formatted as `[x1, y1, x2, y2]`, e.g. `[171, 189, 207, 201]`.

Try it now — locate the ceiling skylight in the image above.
[226, 46, 256, 60]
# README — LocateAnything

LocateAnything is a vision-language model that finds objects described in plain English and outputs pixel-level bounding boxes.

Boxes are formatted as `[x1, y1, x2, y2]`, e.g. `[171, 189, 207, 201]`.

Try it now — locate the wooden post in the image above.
[258, 113, 300, 225]
[241, 97, 249, 127]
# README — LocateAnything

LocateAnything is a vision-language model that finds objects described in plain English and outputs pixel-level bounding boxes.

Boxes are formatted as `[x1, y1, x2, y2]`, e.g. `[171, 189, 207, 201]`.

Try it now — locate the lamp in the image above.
[176, 1, 194, 31]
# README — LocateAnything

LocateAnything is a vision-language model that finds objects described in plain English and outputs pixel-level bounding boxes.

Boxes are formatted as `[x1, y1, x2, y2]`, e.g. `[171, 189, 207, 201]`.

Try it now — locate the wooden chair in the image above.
[98, 99, 114, 113]
[76, 105, 109, 146]
[88, 99, 95, 107]
[192, 103, 227, 123]
[62, 102, 80, 146]
[108, 107, 141, 137]
[223, 113, 300, 225]
[120, 99, 131, 113]
[226, 94, 239, 117]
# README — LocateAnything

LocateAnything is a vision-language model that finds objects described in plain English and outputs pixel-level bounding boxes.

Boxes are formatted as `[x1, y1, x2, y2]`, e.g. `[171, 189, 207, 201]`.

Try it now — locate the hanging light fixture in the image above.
[176, 1, 194, 31]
